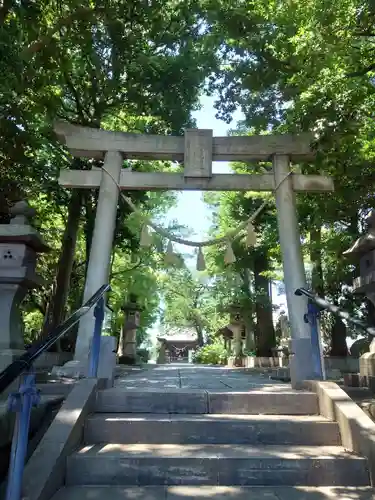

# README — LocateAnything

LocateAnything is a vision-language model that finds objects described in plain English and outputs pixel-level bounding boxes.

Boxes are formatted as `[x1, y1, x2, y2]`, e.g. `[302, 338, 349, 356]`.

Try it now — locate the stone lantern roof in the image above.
[216, 325, 246, 340]
[343, 211, 375, 257]
[219, 303, 242, 314]
[0, 201, 49, 252]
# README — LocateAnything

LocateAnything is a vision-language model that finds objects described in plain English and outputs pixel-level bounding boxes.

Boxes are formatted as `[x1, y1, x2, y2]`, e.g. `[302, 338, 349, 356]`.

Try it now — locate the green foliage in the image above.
[159, 266, 225, 344]
[136, 348, 150, 364]
[201, 0, 375, 351]
[0, 0, 217, 348]
[193, 342, 228, 365]
[23, 310, 44, 345]
[6, 0, 375, 356]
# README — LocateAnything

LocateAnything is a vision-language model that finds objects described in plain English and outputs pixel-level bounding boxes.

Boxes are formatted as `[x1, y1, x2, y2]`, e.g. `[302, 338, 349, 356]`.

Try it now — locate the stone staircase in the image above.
[50, 386, 373, 499]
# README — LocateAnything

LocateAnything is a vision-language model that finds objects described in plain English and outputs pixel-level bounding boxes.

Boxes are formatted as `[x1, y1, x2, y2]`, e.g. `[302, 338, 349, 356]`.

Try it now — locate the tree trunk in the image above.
[244, 311, 256, 351]
[329, 316, 348, 357]
[239, 269, 256, 351]
[253, 250, 276, 356]
[41, 190, 82, 348]
[310, 225, 324, 296]
[195, 324, 204, 347]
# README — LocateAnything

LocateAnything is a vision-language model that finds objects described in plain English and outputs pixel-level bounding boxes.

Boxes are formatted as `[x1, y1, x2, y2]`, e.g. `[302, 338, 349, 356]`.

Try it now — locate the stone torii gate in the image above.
[55, 122, 334, 386]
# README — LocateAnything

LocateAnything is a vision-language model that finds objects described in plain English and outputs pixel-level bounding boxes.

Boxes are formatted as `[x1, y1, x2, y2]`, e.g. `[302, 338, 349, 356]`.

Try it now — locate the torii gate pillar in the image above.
[75, 151, 123, 363]
[274, 155, 313, 386]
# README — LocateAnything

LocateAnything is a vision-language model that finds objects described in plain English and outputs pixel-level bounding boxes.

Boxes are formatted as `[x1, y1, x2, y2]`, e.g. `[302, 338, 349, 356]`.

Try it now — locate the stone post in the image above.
[278, 311, 291, 352]
[0, 201, 49, 373]
[232, 324, 243, 362]
[157, 341, 167, 364]
[229, 306, 244, 367]
[245, 327, 256, 352]
[117, 296, 141, 365]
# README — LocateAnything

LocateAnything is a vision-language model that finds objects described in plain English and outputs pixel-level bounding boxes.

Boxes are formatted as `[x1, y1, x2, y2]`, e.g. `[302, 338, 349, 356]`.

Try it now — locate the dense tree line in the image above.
[2, 0, 375, 357]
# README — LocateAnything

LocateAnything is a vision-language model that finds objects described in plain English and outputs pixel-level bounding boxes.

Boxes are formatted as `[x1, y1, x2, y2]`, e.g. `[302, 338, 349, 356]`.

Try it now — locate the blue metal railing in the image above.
[0, 284, 110, 500]
[295, 287, 375, 380]
[87, 296, 105, 378]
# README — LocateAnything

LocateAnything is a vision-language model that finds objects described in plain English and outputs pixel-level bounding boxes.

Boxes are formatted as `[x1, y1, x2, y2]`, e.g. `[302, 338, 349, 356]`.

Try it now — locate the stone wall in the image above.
[227, 355, 360, 373]
[227, 356, 289, 369]
[324, 356, 359, 374]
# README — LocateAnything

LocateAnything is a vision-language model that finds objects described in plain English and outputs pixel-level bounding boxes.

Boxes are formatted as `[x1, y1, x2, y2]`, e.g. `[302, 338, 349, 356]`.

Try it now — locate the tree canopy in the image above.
[3, 0, 375, 360]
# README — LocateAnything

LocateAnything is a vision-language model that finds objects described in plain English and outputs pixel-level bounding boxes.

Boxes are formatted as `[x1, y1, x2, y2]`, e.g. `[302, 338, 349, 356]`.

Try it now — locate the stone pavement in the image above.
[115, 364, 292, 392]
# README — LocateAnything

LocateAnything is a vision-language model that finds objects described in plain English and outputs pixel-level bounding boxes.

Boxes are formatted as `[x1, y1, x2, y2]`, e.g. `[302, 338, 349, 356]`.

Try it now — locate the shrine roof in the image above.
[157, 327, 198, 343]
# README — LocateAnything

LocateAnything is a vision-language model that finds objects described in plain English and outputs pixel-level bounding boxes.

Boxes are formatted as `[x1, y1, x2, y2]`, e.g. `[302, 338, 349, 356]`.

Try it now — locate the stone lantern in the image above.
[0, 201, 49, 372]
[277, 310, 292, 356]
[117, 294, 142, 365]
[343, 210, 375, 386]
[228, 305, 245, 366]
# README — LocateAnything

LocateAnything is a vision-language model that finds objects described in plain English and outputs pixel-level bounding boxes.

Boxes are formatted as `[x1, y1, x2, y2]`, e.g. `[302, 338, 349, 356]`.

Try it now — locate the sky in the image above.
[163, 94, 242, 248]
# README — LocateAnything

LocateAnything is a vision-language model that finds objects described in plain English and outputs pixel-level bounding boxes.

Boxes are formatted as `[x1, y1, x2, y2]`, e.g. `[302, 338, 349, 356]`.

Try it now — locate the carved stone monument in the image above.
[344, 211, 375, 388]
[0, 201, 49, 373]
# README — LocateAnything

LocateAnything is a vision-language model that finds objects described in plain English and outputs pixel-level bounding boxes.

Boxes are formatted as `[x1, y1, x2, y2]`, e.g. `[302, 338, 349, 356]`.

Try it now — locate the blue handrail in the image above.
[0, 283, 110, 500]
[0, 284, 110, 394]
[295, 287, 375, 336]
[295, 287, 375, 381]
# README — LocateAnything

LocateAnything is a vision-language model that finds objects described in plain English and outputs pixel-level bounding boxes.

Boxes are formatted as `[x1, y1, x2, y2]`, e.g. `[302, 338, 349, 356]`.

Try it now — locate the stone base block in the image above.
[228, 355, 358, 377]
[324, 356, 359, 374]
[361, 376, 375, 393]
[343, 372, 375, 393]
[360, 352, 375, 380]
[51, 336, 117, 388]
[326, 368, 342, 381]
[344, 373, 366, 387]
[0, 349, 25, 399]
[228, 357, 288, 369]
[51, 360, 87, 379]
[0, 348, 25, 371]
[227, 356, 245, 368]
[272, 366, 342, 383]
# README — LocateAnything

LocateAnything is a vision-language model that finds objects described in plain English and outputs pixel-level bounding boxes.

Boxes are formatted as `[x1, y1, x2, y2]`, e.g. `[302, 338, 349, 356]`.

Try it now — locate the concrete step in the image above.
[66, 444, 369, 487]
[96, 389, 208, 414]
[84, 414, 341, 446]
[95, 388, 318, 415]
[52, 485, 375, 500]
